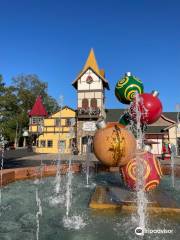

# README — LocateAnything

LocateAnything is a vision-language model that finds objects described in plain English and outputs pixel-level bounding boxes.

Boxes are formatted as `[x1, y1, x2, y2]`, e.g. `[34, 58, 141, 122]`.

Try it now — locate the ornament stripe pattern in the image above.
[145, 180, 159, 191]
[124, 84, 143, 101]
[116, 77, 129, 89]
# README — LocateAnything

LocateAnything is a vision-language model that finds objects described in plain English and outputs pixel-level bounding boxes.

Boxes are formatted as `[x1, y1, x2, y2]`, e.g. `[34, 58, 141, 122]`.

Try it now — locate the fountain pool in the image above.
[0, 172, 180, 240]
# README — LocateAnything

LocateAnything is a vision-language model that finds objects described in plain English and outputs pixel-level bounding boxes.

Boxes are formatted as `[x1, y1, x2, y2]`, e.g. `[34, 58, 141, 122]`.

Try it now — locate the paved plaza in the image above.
[2, 148, 180, 169]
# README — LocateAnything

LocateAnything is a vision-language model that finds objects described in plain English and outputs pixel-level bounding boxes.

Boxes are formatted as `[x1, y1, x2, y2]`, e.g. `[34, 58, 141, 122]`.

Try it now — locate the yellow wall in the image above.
[36, 133, 72, 154]
[29, 125, 38, 133]
[30, 107, 76, 154]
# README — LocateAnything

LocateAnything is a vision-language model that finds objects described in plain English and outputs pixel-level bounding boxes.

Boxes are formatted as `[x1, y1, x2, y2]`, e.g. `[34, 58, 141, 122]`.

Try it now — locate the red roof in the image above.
[29, 96, 48, 117]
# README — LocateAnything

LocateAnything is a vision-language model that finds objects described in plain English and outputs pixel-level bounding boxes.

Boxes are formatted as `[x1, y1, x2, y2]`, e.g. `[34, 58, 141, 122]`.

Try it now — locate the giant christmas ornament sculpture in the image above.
[115, 72, 144, 104]
[93, 120, 136, 167]
[121, 151, 162, 191]
[119, 112, 131, 126]
[130, 91, 163, 124]
[93, 72, 163, 192]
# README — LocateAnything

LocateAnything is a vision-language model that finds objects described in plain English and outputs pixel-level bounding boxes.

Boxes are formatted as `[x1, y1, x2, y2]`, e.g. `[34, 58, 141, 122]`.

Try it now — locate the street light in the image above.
[14, 101, 24, 148]
[175, 104, 180, 156]
[22, 129, 29, 147]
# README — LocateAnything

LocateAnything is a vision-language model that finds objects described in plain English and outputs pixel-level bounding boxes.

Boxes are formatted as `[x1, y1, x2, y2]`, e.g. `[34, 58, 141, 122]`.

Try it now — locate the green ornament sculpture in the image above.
[119, 112, 131, 126]
[115, 72, 144, 104]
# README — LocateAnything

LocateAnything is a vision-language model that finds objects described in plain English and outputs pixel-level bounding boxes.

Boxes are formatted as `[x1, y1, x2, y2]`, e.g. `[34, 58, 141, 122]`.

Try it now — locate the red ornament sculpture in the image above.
[130, 91, 163, 124]
[121, 151, 163, 191]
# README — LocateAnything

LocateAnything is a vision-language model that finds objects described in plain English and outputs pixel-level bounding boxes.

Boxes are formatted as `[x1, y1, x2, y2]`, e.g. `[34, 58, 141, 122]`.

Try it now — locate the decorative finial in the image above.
[152, 90, 159, 97]
[125, 72, 131, 77]
[96, 117, 107, 129]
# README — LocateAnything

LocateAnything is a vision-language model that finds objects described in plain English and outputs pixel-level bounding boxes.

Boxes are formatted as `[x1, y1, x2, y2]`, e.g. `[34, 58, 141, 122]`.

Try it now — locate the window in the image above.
[47, 140, 53, 148]
[40, 140, 46, 147]
[86, 75, 93, 84]
[55, 118, 60, 127]
[82, 98, 89, 109]
[66, 118, 76, 126]
[90, 98, 97, 108]
[65, 118, 70, 126]
[32, 117, 38, 124]
[32, 117, 43, 124]
[58, 140, 66, 152]
[38, 118, 43, 124]
[65, 118, 76, 126]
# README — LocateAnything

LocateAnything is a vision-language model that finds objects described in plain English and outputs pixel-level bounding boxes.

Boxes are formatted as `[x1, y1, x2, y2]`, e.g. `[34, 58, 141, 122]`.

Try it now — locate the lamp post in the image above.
[14, 101, 24, 148]
[14, 121, 18, 148]
[175, 104, 180, 156]
[22, 129, 29, 147]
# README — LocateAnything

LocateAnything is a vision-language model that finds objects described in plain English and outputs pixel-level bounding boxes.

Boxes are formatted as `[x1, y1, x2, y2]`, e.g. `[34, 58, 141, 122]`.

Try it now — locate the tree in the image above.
[0, 74, 59, 145]
[12, 74, 59, 114]
[0, 75, 19, 142]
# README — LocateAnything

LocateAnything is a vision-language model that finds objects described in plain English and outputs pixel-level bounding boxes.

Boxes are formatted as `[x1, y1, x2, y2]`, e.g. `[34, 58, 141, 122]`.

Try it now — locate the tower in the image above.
[72, 49, 109, 153]
[28, 95, 48, 145]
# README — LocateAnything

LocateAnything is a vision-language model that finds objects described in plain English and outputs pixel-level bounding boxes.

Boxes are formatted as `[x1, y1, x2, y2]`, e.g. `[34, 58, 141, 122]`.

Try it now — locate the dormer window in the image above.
[32, 117, 43, 124]
[82, 98, 89, 109]
[90, 98, 97, 108]
[86, 75, 93, 84]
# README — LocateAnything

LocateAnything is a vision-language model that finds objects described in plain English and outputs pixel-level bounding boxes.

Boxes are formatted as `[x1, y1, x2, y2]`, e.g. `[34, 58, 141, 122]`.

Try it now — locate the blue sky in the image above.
[0, 0, 179, 111]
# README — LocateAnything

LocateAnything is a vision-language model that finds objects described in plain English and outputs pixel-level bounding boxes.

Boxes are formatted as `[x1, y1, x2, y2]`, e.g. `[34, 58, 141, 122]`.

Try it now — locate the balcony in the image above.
[77, 107, 100, 119]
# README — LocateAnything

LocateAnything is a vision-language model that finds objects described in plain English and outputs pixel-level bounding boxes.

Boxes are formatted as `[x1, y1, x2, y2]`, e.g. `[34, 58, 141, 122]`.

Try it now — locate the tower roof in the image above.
[72, 48, 109, 89]
[29, 96, 48, 117]
[83, 48, 100, 73]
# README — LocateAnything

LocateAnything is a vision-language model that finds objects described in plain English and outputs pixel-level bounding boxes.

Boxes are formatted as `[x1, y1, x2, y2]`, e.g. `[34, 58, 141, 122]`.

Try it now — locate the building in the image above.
[29, 98, 76, 154]
[29, 95, 48, 144]
[106, 109, 180, 156]
[28, 49, 180, 156]
[72, 48, 109, 154]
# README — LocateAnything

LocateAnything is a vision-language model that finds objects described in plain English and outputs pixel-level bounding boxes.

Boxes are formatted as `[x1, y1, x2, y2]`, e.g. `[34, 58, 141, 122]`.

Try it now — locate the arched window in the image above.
[90, 98, 97, 108]
[82, 98, 89, 109]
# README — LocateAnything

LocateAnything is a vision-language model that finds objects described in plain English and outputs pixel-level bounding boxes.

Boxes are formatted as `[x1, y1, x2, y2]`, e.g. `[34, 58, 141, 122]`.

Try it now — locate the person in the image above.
[162, 140, 171, 160]
[72, 142, 79, 155]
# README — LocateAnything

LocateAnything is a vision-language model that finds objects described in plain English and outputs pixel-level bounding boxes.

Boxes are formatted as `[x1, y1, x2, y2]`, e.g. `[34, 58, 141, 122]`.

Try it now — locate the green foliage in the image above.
[0, 74, 59, 144]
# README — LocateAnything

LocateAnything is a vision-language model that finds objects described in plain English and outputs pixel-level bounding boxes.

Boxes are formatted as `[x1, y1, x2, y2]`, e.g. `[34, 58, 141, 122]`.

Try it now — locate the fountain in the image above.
[63, 118, 86, 229]
[90, 72, 180, 235]
[55, 95, 64, 195]
[36, 188, 42, 240]
[132, 93, 148, 235]
[170, 143, 176, 188]
[0, 73, 180, 239]
[85, 136, 92, 187]
[49, 96, 65, 206]
[64, 119, 75, 218]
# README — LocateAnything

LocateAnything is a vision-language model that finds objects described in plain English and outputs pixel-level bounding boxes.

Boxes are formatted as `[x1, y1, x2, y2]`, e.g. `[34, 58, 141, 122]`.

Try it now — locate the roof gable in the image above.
[162, 112, 179, 122]
[29, 96, 48, 117]
[72, 49, 109, 90]
[83, 48, 100, 73]
[48, 106, 76, 118]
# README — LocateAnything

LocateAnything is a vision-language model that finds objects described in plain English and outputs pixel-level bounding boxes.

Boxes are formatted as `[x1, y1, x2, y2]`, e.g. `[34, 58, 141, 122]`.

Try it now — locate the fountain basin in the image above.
[89, 185, 180, 214]
[1, 163, 81, 186]
[0, 173, 180, 240]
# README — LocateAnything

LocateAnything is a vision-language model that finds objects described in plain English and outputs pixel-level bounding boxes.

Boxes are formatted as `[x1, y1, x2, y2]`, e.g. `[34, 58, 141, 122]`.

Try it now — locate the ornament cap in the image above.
[96, 117, 107, 129]
[125, 72, 131, 77]
[152, 90, 159, 97]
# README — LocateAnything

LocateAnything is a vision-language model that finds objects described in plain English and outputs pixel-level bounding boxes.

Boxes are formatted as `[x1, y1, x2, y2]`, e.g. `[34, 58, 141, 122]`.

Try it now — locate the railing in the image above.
[77, 107, 100, 118]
